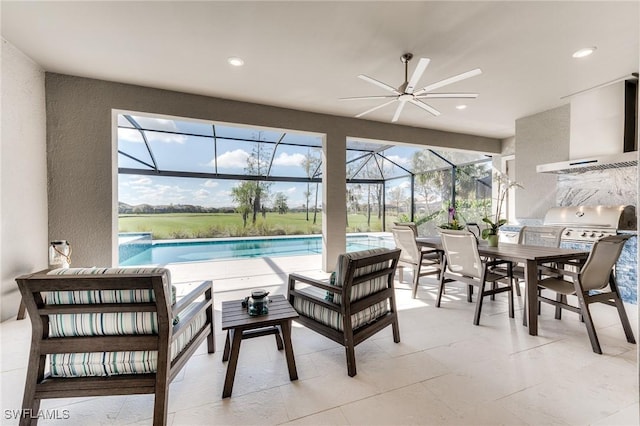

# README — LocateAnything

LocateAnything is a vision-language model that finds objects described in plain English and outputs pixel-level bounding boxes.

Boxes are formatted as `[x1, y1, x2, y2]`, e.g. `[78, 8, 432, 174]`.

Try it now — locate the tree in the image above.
[245, 136, 273, 225]
[302, 149, 321, 221]
[274, 192, 289, 214]
[388, 185, 406, 215]
[231, 181, 254, 227]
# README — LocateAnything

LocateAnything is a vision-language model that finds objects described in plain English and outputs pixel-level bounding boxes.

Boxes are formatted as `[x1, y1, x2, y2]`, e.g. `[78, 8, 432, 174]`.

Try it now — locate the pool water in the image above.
[119, 234, 394, 266]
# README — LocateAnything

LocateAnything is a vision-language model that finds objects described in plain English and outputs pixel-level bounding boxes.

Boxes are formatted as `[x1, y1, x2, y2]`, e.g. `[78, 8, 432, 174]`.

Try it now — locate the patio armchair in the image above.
[16, 267, 215, 426]
[287, 248, 401, 377]
[391, 226, 442, 298]
[437, 229, 514, 325]
[536, 235, 635, 353]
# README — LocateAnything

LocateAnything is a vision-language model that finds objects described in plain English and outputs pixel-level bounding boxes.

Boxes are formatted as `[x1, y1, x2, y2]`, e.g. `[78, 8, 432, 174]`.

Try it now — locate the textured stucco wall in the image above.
[45, 73, 501, 269]
[515, 105, 570, 220]
[1, 40, 47, 321]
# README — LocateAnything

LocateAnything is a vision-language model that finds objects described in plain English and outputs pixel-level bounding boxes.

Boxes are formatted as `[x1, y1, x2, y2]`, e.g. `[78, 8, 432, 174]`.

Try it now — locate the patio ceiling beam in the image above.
[124, 115, 159, 172]
[117, 125, 321, 149]
[266, 133, 287, 177]
[119, 167, 384, 185]
[117, 150, 156, 170]
[118, 167, 323, 183]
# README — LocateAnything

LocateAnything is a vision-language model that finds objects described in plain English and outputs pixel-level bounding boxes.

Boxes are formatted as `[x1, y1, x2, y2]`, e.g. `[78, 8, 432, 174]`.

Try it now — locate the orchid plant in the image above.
[439, 206, 466, 230]
[481, 171, 523, 239]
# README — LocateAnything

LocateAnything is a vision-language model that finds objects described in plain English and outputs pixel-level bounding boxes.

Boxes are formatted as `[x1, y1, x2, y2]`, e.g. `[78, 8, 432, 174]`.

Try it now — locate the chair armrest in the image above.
[288, 273, 340, 293]
[537, 265, 579, 279]
[486, 259, 512, 268]
[172, 280, 212, 317]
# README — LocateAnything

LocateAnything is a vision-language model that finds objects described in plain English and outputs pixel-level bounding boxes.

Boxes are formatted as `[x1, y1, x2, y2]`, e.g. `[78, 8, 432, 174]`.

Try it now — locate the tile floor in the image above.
[1, 254, 638, 425]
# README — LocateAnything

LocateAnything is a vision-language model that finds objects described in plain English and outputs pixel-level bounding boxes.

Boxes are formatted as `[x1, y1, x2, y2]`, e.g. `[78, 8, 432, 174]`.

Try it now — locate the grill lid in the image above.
[543, 205, 636, 230]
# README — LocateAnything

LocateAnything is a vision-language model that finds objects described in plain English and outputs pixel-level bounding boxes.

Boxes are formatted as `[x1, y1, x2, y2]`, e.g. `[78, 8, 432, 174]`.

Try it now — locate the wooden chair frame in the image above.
[287, 249, 401, 377]
[16, 269, 215, 426]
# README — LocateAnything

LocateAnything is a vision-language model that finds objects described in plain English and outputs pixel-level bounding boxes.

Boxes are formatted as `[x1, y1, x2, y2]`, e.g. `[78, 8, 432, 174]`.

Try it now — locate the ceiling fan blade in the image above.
[414, 68, 482, 96]
[339, 95, 398, 101]
[358, 74, 401, 94]
[415, 93, 479, 99]
[391, 101, 407, 123]
[409, 99, 441, 117]
[406, 58, 430, 94]
[355, 100, 397, 118]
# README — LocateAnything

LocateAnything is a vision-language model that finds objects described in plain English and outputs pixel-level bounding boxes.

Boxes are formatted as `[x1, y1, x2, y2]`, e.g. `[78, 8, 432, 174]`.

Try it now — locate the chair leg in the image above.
[473, 283, 486, 326]
[613, 295, 636, 344]
[609, 276, 636, 344]
[513, 278, 521, 297]
[508, 281, 515, 319]
[411, 265, 420, 299]
[398, 267, 404, 283]
[345, 344, 357, 377]
[467, 284, 474, 303]
[392, 316, 401, 343]
[576, 293, 602, 354]
[436, 273, 446, 308]
[554, 294, 565, 320]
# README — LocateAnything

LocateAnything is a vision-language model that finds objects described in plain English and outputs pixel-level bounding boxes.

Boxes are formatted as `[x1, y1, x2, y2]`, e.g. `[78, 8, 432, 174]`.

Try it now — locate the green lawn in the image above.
[119, 212, 400, 239]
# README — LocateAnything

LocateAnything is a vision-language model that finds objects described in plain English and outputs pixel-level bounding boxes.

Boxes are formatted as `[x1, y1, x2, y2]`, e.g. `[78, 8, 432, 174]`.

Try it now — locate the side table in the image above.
[221, 294, 299, 398]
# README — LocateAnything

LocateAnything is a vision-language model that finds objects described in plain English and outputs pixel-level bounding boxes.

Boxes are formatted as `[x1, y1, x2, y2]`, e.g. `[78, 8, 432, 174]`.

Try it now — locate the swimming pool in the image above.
[119, 234, 395, 266]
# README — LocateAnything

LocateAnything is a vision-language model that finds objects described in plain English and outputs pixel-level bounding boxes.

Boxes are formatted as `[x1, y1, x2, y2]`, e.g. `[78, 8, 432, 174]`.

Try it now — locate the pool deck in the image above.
[167, 254, 328, 305]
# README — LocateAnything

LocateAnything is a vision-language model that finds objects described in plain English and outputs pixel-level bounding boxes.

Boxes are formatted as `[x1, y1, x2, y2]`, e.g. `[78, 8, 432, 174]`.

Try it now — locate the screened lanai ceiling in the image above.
[117, 114, 491, 183]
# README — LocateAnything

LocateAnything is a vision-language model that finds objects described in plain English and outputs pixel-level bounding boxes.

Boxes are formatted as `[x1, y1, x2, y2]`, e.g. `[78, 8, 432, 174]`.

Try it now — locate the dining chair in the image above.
[536, 235, 635, 354]
[391, 226, 442, 298]
[437, 229, 514, 325]
[504, 225, 566, 296]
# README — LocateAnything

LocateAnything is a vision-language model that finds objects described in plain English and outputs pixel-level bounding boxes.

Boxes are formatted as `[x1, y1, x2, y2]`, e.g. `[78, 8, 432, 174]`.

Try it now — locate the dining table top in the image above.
[416, 237, 591, 263]
[416, 235, 591, 336]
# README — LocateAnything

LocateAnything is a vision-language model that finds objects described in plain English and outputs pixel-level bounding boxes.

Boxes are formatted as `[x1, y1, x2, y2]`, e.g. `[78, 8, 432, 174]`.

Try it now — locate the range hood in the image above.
[536, 150, 637, 174]
[537, 75, 638, 174]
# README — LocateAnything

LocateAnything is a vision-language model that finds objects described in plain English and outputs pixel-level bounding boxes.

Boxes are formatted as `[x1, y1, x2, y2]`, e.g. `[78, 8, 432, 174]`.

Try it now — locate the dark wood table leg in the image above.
[280, 320, 298, 381]
[17, 299, 26, 320]
[275, 326, 284, 350]
[222, 331, 231, 361]
[525, 259, 538, 336]
[222, 329, 243, 398]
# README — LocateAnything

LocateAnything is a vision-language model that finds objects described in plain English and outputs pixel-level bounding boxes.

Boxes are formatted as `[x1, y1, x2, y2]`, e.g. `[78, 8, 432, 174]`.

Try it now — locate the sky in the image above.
[117, 114, 487, 208]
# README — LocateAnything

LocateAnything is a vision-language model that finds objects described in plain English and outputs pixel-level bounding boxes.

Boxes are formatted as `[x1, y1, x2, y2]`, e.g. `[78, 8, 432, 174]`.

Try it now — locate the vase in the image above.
[487, 234, 499, 247]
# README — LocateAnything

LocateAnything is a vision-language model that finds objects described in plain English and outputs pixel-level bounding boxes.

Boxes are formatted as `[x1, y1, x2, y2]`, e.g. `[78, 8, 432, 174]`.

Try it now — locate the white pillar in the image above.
[322, 131, 347, 271]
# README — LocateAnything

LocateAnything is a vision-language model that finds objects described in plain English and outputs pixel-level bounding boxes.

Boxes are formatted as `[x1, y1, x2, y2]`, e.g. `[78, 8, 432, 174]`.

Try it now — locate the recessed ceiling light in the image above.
[572, 47, 597, 59]
[227, 57, 244, 67]
[456, 105, 467, 110]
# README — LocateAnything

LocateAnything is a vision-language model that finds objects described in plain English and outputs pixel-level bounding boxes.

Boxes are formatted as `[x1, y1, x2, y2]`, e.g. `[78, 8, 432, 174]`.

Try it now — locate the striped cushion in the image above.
[45, 267, 178, 336]
[49, 307, 207, 377]
[42, 268, 204, 377]
[332, 248, 392, 305]
[293, 298, 388, 331]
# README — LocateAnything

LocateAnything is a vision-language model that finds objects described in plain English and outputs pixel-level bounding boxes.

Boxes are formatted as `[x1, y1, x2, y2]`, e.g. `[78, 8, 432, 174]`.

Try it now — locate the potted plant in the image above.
[481, 172, 523, 247]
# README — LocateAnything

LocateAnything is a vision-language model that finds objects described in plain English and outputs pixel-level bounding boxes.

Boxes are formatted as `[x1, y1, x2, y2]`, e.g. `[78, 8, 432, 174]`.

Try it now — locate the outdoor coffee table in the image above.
[220, 294, 299, 398]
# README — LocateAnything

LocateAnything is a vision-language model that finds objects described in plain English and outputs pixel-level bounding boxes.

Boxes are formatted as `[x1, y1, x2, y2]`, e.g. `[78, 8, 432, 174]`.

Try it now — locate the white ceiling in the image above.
[1, 1, 638, 139]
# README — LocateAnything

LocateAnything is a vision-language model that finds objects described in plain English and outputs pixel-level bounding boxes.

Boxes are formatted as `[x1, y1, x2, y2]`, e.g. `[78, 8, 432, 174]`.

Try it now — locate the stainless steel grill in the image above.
[543, 205, 636, 243]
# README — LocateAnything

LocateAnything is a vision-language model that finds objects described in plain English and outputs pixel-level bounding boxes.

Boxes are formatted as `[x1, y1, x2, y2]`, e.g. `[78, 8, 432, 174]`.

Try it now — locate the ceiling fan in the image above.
[340, 53, 482, 122]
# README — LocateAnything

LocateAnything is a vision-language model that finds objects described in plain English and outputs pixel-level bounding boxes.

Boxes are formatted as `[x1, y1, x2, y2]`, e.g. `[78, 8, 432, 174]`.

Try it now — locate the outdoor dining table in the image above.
[416, 237, 590, 336]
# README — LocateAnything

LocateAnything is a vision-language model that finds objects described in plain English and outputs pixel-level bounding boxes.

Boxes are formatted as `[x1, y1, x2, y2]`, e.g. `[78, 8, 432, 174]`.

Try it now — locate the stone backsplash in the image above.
[557, 165, 637, 206]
